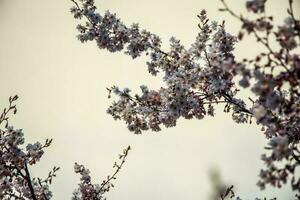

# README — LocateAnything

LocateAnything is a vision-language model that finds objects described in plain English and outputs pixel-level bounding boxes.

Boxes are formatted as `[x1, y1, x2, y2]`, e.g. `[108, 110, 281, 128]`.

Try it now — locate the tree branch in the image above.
[24, 162, 37, 200]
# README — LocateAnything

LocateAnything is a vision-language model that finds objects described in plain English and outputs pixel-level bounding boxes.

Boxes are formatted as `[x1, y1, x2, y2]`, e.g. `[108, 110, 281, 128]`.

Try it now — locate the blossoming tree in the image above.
[1, 0, 299, 199]
[0, 95, 131, 199]
[70, 0, 300, 197]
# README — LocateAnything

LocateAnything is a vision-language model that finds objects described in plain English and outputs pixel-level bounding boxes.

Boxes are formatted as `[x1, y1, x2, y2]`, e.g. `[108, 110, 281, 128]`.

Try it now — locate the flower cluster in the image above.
[72, 0, 300, 195]
[71, 0, 254, 135]
[70, 0, 161, 58]
[220, 0, 300, 192]
[72, 163, 103, 200]
[72, 146, 130, 200]
[0, 96, 55, 200]
[257, 136, 298, 191]
[0, 96, 130, 199]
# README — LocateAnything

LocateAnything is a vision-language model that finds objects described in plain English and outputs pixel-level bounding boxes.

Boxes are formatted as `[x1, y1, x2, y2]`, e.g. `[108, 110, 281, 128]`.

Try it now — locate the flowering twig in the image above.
[99, 145, 131, 193]
[0, 95, 18, 127]
[73, 146, 131, 199]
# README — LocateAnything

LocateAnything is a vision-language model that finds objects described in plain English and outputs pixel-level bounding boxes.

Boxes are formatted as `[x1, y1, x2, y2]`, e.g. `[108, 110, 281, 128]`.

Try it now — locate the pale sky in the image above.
[0, 0, 299, 199]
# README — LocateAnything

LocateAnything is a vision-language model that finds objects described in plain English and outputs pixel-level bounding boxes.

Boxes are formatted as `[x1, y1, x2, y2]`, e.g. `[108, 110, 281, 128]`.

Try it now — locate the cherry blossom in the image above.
[71, 0, 300, 196]
[0, 95, 130, 199]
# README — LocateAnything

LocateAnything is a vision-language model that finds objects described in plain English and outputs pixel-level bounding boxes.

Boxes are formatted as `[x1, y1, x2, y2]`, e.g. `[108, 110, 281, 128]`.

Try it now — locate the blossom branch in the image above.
[220, 0, 291, 72]
[99, 145, 131, 193]
[73, 146, 131, 199]
[0, 95, 18, 127]
[71, 0, 300, 194]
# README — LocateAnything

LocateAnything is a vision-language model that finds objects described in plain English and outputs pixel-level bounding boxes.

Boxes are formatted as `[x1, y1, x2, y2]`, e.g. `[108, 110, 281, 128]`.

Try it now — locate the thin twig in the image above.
[99, 146, 130, 192]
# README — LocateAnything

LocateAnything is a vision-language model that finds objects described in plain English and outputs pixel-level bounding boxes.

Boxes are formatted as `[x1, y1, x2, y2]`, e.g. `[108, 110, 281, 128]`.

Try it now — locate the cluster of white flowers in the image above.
[26, 142, 44, 165]
[0, 96, 54, 199]
[0, 95, 130, 199]
[220, 0, 300, 193]
[72, 163, 103, 200]
[70, 0, 161, 58]
[2, 0, 299, 199]
[277, 17, 298, 50]
[257, 135, 294, 190]
[72, 0, 300, 195]
[72, 146, 130, 200]
[99, 9, 251, 133]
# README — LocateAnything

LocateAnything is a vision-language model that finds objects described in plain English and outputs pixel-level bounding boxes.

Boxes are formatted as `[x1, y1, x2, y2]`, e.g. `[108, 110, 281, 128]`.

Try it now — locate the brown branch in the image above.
[219, 0, 240, 20]
[204, 49, 212, 68]
[70, 0, 80, 10]
[24, 162, 37, 200]
[38, 178, 49, 200]
[222, 93, 252, 115]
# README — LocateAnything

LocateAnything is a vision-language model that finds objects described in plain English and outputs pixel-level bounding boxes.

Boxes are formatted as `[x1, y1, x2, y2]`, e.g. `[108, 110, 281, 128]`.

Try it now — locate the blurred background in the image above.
[0, 0, 299, 199]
